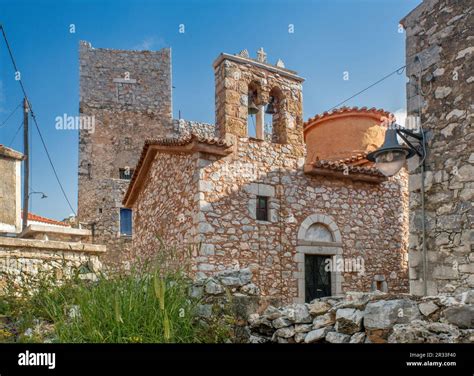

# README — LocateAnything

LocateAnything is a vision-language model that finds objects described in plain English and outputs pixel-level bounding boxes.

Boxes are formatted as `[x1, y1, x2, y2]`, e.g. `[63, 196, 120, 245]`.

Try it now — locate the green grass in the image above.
[0, 245, 234, 343]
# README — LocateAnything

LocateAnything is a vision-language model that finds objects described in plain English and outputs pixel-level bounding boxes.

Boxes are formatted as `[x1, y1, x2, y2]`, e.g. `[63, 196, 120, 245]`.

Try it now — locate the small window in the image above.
[256, 196, 269, 221]
[120, 208, 132, 236]
[119, 168, 134, 180]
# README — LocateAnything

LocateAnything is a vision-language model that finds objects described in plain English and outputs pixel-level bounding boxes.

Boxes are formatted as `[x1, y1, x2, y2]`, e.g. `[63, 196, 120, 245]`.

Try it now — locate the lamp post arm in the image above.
[396, 127, 424, 141]
[393, 125, 426, 158]
[396, 131, 423, 157]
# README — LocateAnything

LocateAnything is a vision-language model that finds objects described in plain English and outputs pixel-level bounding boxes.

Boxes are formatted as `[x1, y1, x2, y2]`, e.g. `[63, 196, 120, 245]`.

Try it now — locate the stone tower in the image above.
[213, 49, 305, 151]
[401, 1, 473, 296]
[78, 41, 174, 264]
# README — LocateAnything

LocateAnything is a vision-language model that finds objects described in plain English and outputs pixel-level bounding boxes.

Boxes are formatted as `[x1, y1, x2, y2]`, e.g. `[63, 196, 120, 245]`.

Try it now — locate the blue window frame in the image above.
[120, 208, 132, 236]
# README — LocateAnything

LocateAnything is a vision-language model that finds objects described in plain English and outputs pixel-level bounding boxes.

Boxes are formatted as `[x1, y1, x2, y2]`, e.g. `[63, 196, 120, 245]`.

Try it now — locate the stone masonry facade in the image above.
[124, 50, 410, 304]
[0, 145, 22, 234]
[401, 1, 473, 295]
[78, 41, 174, 264]
[194, 141, 409, 303]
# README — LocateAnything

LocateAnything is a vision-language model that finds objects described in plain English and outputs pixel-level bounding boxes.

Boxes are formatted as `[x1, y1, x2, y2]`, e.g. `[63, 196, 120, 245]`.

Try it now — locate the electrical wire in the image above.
[8, 120, 23, 146]
[0, 24, 76, 216]
[0, 101, 21, 128]
[326, 65, 406, 112]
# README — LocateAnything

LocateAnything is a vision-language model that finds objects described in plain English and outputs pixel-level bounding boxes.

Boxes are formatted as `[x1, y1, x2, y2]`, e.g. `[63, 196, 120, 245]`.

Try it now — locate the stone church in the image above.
[79, 42, 409, 303]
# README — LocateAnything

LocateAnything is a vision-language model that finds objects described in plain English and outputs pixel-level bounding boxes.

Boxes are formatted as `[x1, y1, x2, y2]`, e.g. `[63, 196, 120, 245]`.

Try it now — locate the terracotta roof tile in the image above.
[313, 160, 384, 177]
[123, 133, 233, 206]
[144, 133, 232, 148]
[312, 153, 384, 177]
[22, 212, 70, 227]
[304, 106, 390, 130]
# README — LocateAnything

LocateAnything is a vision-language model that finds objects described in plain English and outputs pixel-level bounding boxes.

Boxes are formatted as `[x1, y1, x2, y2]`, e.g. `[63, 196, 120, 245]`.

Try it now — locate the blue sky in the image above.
[0, 0, 421, 220]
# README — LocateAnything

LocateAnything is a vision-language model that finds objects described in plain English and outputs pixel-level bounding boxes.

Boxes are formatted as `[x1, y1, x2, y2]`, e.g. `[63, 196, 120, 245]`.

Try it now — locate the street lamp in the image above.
[366, 123, 426, 177]
[28, 191, 48, 199]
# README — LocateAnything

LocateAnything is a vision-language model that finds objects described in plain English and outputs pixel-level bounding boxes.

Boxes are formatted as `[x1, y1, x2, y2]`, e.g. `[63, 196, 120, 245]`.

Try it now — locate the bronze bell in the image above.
[265, 96, 276, 114]
[248, 97, 259, 115]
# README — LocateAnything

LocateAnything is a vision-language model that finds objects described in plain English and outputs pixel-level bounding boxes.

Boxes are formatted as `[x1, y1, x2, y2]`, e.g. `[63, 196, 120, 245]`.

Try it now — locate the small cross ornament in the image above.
[257, 47, 267, 63]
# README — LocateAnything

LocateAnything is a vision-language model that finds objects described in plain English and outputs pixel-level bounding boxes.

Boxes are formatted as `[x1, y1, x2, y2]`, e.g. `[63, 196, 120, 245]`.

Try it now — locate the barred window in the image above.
[256, 196, 269, 221]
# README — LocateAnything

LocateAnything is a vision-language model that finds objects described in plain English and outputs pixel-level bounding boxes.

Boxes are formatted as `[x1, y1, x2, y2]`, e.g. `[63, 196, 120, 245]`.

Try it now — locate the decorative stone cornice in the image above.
[212, 52, 305, 82]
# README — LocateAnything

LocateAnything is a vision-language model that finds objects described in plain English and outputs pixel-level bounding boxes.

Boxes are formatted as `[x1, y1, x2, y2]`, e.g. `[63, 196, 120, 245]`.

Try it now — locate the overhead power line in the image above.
[326, 65, 406, 112]
[0, 100, 22, 128]
[8, 120, 23, 146]
[0, 24, 76, 216]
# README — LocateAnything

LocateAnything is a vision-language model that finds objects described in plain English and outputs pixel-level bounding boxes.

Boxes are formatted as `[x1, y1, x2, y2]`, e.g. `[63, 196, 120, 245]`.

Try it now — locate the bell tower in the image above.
[213, 48, 305, 148]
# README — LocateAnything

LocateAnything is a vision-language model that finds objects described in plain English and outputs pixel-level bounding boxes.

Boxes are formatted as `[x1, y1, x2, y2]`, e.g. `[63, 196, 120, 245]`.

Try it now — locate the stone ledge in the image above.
[20, 224, 92, 241]
[0, 236, 106, 254]
[212, 53, 305, 82]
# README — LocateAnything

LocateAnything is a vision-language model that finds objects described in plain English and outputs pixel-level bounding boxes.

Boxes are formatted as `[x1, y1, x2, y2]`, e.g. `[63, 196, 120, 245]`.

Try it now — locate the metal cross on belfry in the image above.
[257, 47, 267, 63]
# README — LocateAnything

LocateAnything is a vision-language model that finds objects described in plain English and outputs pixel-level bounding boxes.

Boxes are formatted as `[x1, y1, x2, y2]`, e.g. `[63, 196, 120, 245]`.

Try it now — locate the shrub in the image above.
[1, 242, 233, 343]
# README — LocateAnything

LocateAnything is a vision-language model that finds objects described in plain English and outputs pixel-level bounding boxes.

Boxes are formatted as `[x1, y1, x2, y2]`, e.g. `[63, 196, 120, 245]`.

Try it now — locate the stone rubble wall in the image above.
[192, 268, 473, 343]
[0, 237, 105, 291]
[191, 268, 282, 342]
[247, 289, 474, 344]
[173, 119, 217, 138]
[402, 0, 473, 295]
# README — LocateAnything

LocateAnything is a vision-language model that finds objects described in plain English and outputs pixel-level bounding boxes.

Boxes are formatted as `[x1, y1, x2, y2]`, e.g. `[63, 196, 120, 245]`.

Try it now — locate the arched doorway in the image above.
[296, 213, 343, 303]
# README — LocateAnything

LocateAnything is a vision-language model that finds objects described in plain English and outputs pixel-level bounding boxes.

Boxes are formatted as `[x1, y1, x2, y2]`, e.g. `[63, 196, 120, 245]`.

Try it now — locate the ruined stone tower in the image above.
[78, 41, 174, 263]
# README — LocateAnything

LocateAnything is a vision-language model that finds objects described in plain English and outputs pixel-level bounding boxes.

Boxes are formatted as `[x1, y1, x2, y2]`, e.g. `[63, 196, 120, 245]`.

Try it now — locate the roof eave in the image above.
[0, 145, 24, 161]
[123, 141, 233, 208]
[303, 108, 390, 136]
[303, 164, 386, 184]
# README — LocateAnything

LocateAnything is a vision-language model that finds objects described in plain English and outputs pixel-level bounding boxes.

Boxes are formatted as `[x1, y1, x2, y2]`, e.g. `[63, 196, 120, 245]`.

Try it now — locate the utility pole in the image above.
[22, 98, 29, 231]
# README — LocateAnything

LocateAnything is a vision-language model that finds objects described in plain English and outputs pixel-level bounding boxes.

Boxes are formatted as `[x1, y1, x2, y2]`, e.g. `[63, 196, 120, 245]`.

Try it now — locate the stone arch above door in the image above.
[297, 213, 342, 244]
[295, 213, 343, 303]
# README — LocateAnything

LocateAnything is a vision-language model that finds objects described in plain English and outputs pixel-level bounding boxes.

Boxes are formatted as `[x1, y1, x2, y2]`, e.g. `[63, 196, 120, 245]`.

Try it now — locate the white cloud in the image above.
[133, 36, 165, 51]
[393, 108, 407, 127]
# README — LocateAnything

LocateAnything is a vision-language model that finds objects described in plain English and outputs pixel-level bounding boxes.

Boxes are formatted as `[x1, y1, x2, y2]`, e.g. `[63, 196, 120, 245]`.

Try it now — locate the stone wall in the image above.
[401, 1, 473, 295]
[131, 135, 409, 302]
[247, 288, 473, 343]
[173, 119, 216, 138]
[0, 146, 22, 234]
[191, 267, 282, 342]
[195, 137, 409, 302]
[191, 268, 472, 343]
[132, 152, 199, 263]
[78, 41, 174, 265]
[0, 237, 105, 290]
[128, 49, 410, 303]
